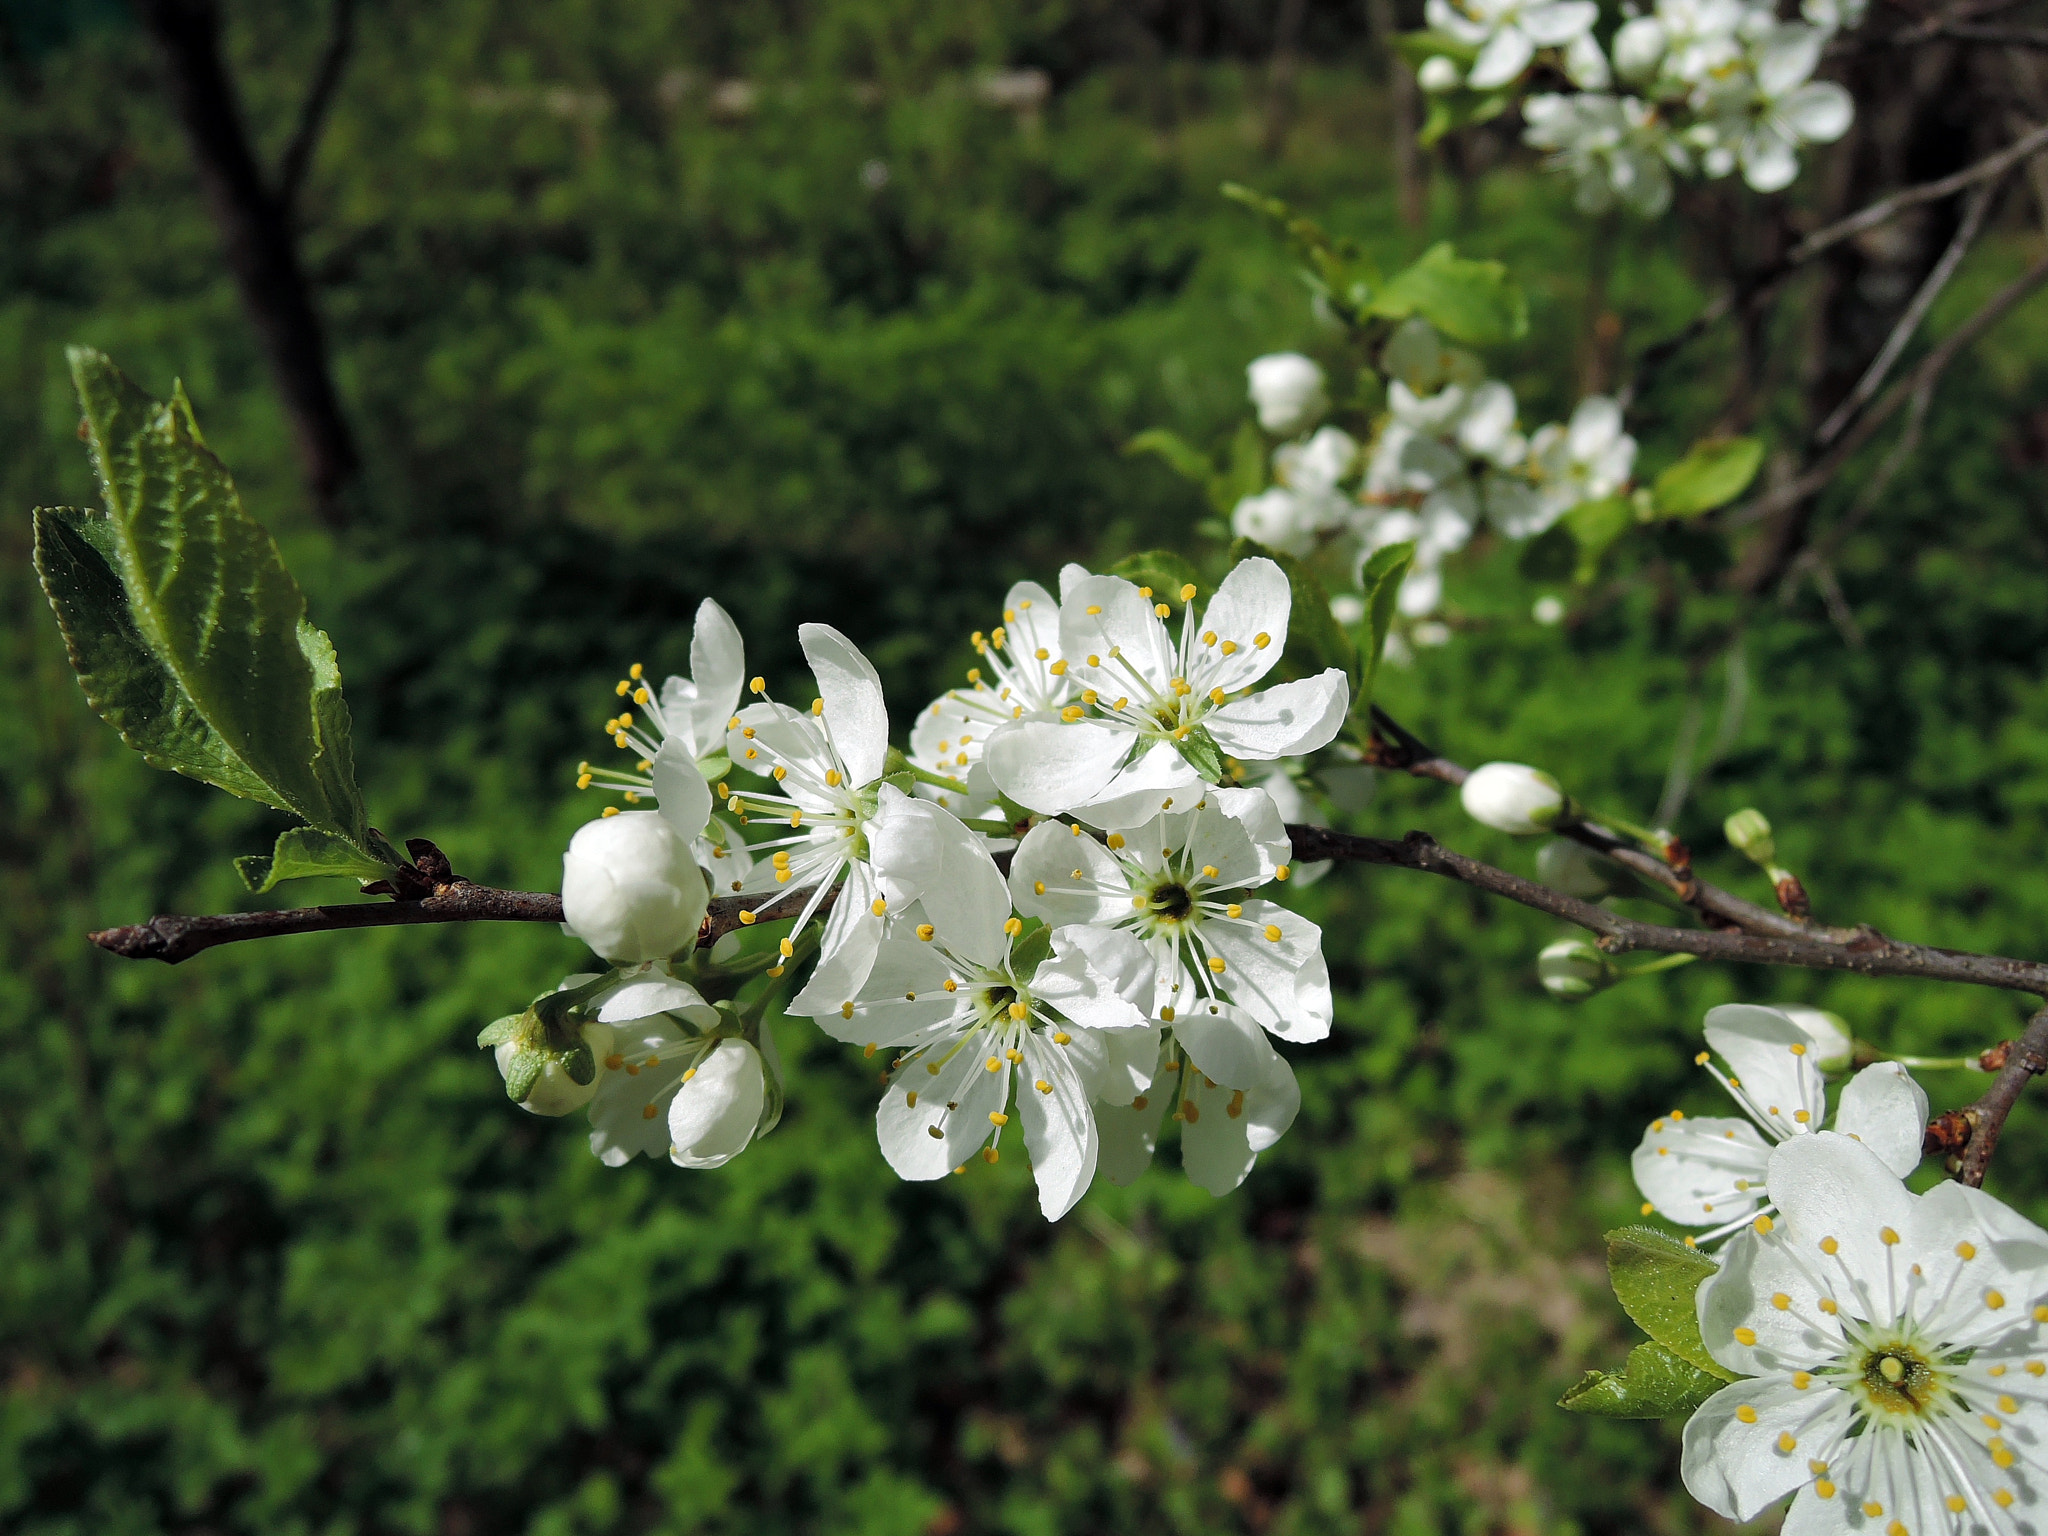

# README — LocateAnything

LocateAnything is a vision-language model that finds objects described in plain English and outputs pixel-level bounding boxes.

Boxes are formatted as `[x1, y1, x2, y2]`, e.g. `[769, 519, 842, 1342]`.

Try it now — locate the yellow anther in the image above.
[1998, 1489, 2016, 1507]
[1264, 924, 1284, 942]
[986, 1057, 1002, 1072]
[738, 909, 758, 925]
[1947, 1496, 1969, 1515]
[1004, 916, 1022, 936]
[1818, 1298, 1838, 1314]
[1113, 696, 1128, 710]
[633, 686, 650, 705]
[616, 710, 633, 729]
[2036, 1306, 2048, 1322]
[1007, 1002, 1028, 1022]
[1049, 659, 1068, 676]
[1080, 689, 1098, 704]
[1819, 1237, 1839, 1254]
[2002, 1394, 2019, 1413]
[1209, 687, 1225, 706]
[1790, 1042, 1807, 1055]
[1207, 956, 1226, 973]
[1733, 1327, 1757, 1345]
[863, 1043, 877, 1058]
[1085, 604, 1102, 615]
[2031, 1360, 2047, 1375]
[1793, 1110, 1811, 1123]
[928, 1126, 944, 1139]
[916, 924, 935, 941]
[1159, 1007, 1175, 1023]
[1154, 603, 1170, 618]
[1061, 706, 1084, 722]
[1202, 630, 1217, 646]
[778, 938, 795, 957]
[1813, 1480, 1835, 1499]
[741, 726, 756, 739]
[1035, 1079, 1051, 1094]
[1180, 1100, 1200, 1124]
[840, 1001, 855, 1020]
[1735, 1404, 1757, 1424]
[1199, 864, 1219, 879]
[982, 1147, 999, 1164]
[906, 1090, 918, 1107]
[1034, 647, 1049, 661]
[1880, 1226, 1900, 1246]
[642, 1103, 659, 1120]
[1254, 632, 1271, 648]
[749, 676, 766, 694]
[1178, 583, 1196, 601]
[1771, 1293, 1791, 1310]
[1958, 1241, 1977, 1259]
[1227, 1090, 1245, 1119]
[811, 698, 823, 715]
[1777, 1432, 1797, 1453]
[1988, 1289, 2008, 1309]
[1052, 1031, 1070, 1045]
[1276, 865, 1291, 881]
[1640, 1202, 1654, 1215]
[1753, 1215, 1773, 1234]
[773, 765, 788, 781]
[1106, 833, 1125, 849]
[604, 1053, 625, 1070]
[943, 979, 958, 992]
[989, 1111, 1009, 1126]
[600, 805, 621, 818]
[614, 681, 630, 698]
[576, 773, 593, 789]
[1793, 1371, 1811, 1389]
[870, 897, 887, 917]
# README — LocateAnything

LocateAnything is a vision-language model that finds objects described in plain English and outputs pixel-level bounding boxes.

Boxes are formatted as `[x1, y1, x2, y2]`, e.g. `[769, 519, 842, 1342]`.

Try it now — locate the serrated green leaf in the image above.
[235, 826, 400, 893]
[1107, 549, 1204, 604]
[64, 348, 373, 849]
[1652, 435, 1765, 517]
[1606, 1225, 1735, 1380]
[1226, 538, 1358, 687]
[1369, 242, 1528, 344]
[1009, 918, 1054, 980]
[1355, 539, 1415, 712]
[1560, 1341, 1726, 1418]
[1564, 496, 1636, 583]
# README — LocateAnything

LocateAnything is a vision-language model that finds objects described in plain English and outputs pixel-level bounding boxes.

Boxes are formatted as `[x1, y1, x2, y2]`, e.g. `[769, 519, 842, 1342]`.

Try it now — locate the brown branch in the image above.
[1946, 1004, 2048, 1184]
[1787, 120, 2048, 267]
[274, 0, 355, 216]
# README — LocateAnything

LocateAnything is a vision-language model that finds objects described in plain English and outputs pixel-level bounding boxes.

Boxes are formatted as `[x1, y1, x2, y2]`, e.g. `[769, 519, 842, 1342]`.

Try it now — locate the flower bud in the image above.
[1417, 55, 1464, 92]
[561, 811, 708, 963]
[1460, 762, 1566, 835]
[1538, 937, 1614, 999]
[1246, 353, 1328, 437]
[1723, 807, 1775, 865]
[1776, 1005, 1853, 1073]
[480, 998, 616, 1116]
[669, 1037, 767, 1168]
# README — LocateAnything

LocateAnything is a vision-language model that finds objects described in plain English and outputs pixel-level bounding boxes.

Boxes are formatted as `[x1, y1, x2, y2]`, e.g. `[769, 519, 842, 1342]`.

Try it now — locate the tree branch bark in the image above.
[133, 0, 359, 525]
[275, 0, 355, 217]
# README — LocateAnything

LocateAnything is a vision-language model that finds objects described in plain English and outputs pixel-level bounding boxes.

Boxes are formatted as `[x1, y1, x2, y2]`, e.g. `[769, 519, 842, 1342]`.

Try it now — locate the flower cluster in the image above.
[491, 560, 1347, 1220]
[1416, 0, 1857, 211]
[1235, 331, 1637, 622]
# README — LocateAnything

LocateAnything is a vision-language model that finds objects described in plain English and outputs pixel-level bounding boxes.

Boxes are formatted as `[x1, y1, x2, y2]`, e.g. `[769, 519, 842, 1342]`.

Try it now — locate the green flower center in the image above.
[1853, 1341, 1944, 1420]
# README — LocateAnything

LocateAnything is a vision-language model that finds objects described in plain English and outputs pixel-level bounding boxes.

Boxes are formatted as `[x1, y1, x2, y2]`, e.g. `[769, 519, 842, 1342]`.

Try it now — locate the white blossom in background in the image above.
[1010, 790, 1331, 1058]
[1094, 1039, 1301, 1195]
[1699, 25, 1854, 192]
[1632, 1004, 1927, 1241]
[1499, 394, 1638, 537]
[1682, 1132, 2048, 1529]
[1523, 94, 1688, 216]
[578, 597, 749, 876]
[561, 811, 708, 964]
[1424, 0, 1600, 89]
[1418, 54, 1465, 92]
[818, 811, 1156, 1219]
[725, 624, 981, 1016]
[1230, 426, 1359, 557]
[983, 559, 1348, 828]
[909, 580, 1072, 828]
[1246, 353, 1328, 436]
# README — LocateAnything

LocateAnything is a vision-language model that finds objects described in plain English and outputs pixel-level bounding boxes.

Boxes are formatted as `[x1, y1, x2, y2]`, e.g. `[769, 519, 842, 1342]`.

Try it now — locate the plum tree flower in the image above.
[1500, 395, 1637, 537]
[1008, 790, 1331, 1055]
[1093, 1037, 1301, 1195]
[1425, 0, 1600, 89]
[1708, 25, 1854, 193]
[723, 623, 979, 1015]
[576, 598, 744, 866]
[584, 973, 774, 1169]
[982, 559, 1349, 828]
[1231, 427, 1358, 558]
[818, 817, 1156, 1219]
[1633, 1004, 1928, 1241]
[1522, 94, 1688, 217]
[1246, 353, 1328, 436]
[561, 810, 708, 964]
[1682, 1131, 2048, 1529]
[908, 580, 1073, 825]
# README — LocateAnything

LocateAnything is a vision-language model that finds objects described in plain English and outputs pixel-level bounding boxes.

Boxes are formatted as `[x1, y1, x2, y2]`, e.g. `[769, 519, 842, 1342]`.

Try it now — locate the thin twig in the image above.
[1790, 121, 2048, 267]
[1931, 22, 2048, 47]
[1950, 1004, 2048, 1184]
[1815, 175, 2001, 446]
[274, 0, 355, 215]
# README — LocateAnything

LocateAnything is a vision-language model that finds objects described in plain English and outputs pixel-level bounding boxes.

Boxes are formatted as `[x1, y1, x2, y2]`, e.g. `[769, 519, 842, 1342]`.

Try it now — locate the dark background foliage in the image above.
[3, 2, 2048, 1532]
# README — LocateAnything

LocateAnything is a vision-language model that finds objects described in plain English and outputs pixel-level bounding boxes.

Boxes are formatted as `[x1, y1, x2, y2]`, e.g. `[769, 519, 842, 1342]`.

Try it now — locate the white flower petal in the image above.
[983, 716, 1133, 816]
[686, 598, 747, 757]
[1697, 1223, 1845, 1377]
[868, 795, 1009, 966]
[1704, 1003, 1827, 1136]
[650, 736, 714, 842]
[1523, 0, 1599, 43]
[667, 1038, 765, 1168]
[790, 862, 886, 1017]
[1467, 24, 1537, 87]
[1763, 1131, 1919, 1296]
[1064, 1021, 1162, 1105]
[1172, 1002, 1282, 1088]
[1076, 741, 1206, 829]
[1032, 926, 1154, 1034]
[1631, 1114, 1772, 1226]
[1205, 903, 1331, 1042]
[1204, 669, 1350, 761]
[1834, 1061, 1927, 1179]
[596, 974, 715, 1025]
[877, 1031, 994, 1181]
[1681, 1375, 1846, 1521]
[1754, 23, 1824, 95]
[1780, 79, 1852, 142]
[1020, 1031, 1098, 1220]
[1207, 785, 1295, 882]
[1564, 30, 1611, 88]
[1008, 819, 1127, 925]
[1094, 1086, 1168, 1186]
[797, 622, 890, 787]
[1245, 1053, 1301, 1153]
[817, 937, 958, 1046]
[1062, 573, 1178, 690]
[1740, 126, 1801, 192]
[1198, 557, 1292, 687]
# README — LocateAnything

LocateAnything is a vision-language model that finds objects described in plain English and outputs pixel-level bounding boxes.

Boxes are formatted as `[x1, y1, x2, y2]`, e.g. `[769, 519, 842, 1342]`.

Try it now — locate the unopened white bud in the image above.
[496, 1019, 615, 1116]
[562, 811, 708, 963]
[1538, 937, 1613, 998]
[1246, 353, 1328, 437]
[1536, 838, 1613, 898]
[1417, 55, 1464, 92]
[1460, 762, 1566, 835]
[669, 1038, 767, 1168]
[1777, 1005, 1854, 1073]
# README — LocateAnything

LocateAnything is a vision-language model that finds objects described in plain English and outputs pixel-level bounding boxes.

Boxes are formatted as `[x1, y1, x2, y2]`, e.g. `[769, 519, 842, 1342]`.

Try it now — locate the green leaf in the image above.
[1221, 183, 1381, 327]
[1125, 428, 1215, 488]
[1107, 549, 1204, 604]
[1560, 1342, 1726, 1418]
[1369, 242, 1528, 345]
[235, 827, 401, 893]
[1418, 88, 1515, 148]
[1391, 29, 1481, 68]
[1355, 539, 1415, 712]
[1223, 421, 1268, 509]
[1173, 724, 1225, 782]
[1008, 918, 1055, 980]
[61, 348, 375, 848]
[1651, 436, 1765, 517]
[1563, 496, 1636, 583]
[1605, 1226, 1735, 1380]
[1226, 538, 1358, 686]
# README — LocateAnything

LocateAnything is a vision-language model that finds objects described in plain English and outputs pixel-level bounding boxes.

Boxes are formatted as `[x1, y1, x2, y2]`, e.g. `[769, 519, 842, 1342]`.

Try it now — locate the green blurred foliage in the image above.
[4, 2, 2048, 1534]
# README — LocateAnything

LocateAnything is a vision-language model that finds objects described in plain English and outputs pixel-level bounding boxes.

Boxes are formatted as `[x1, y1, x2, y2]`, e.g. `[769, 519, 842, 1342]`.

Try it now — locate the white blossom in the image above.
[1459, 761, 1566, 834]
[1093, 1037, 1301, 1195]
[1632, 1005, 1927, 1240]
[1246, 353, 1328, 436]
[579, 597, 748, 872]
[982, 559, 1349, 829]
[1523, 93, 1687, 217]
[1425, 0, 1601, 90]
[909, 580, 1072, 826]
[1009, 790, 1331, 1054]
[496, 1015, 616, 1116]
[820, 816, 1156, 1219]
[1715, 25, 1854, 193]
[584, 971, 770, 1167]
[1500, 394, 1638, 537]
[561, 811, 708, 964]
[1418, 55, 1465, 92]
[1682, 1132, 2048, 1530]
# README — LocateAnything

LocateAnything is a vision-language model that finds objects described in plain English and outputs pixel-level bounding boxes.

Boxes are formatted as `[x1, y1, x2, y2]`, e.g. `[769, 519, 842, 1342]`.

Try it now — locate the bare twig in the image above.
[1947, 1004, 2048, 1184]
[275, 0, 356, 215]
[1931, 22, 2048, 47]
[1788, 121, 2048, 267]
[1815, 176, 2001, 446]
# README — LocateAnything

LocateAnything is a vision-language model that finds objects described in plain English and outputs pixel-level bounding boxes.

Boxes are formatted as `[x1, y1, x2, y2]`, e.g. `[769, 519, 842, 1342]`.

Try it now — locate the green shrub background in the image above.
[5, 3, 2048, 1531]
